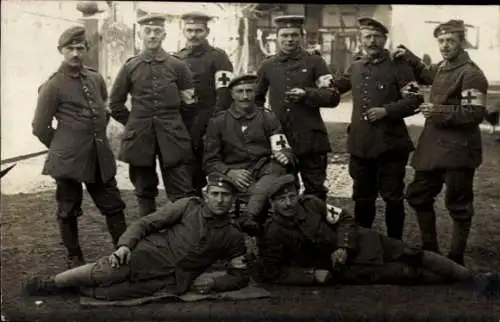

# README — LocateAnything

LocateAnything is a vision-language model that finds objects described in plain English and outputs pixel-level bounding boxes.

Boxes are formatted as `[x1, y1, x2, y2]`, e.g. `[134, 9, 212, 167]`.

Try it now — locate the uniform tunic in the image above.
[258, 196, 424, 285]
[32, 63, 116, 183]
[87, 197, 249, 300]
[332, 50, 423, 159]
[176, 40, 233, 128]
[254, 48, 338, 156]
[203, 105, 292, 176]
[109, 49, 195, 168]
[409, 50, 488, 170]
[405, 51, 488, 221]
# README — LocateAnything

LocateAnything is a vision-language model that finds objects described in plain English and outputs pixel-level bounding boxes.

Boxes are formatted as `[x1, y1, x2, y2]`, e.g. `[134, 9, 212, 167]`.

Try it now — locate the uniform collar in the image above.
[271, 205, 307, 227]
[202, 205, 230, 228]
[140, 48, 168, 62]
[439, 50, 470, 71]
[185, 39, 210, 56]
[228, 104, 257, 120]
[278, 47, 307, 62]
[58, 62, 87, 78]
[359, 49, 390, 65]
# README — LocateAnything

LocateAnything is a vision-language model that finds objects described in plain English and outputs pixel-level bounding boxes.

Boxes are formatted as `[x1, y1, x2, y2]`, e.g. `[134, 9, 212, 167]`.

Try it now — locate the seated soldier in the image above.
[257, 174, 499, 296]
[203, 74, 295, 234]
[24, 174, 249, 301]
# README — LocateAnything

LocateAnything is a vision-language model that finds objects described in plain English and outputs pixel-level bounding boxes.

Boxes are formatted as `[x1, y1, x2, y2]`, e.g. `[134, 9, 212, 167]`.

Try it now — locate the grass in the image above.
[1, 122, 499, 321]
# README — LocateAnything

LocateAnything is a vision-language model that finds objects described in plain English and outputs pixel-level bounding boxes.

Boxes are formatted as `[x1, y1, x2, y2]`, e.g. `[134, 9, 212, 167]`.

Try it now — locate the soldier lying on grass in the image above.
[24, 174, 249, 300]
[256, 174, 500, 297]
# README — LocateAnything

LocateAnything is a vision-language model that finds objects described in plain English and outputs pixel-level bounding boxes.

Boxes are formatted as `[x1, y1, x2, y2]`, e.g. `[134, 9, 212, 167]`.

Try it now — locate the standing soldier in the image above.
[394, 20, 489, 265]
[330, 18, 423, 240]
[254, 15, 340, 201]
[109, 14, 197, 217]
[32, 26, 127, 268]
[176, 12, 234, 196]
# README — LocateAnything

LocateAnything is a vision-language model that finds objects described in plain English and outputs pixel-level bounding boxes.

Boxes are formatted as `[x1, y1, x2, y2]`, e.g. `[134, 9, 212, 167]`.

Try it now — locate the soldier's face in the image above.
[360, 29, 387, 57]
[437, 33, 463, 60]
[60, 43, 87, 67]
[271, 189, 299, 218]
[204, 186, 235, 216]
[183, 23, 209, 46]
[277, 28, 303, 53]
[231, 83, 255, 110]
[140, 26, 166, 50]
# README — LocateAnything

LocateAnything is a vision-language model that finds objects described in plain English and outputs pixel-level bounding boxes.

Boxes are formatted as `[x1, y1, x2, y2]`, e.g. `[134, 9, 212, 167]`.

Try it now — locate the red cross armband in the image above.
[326, 203, 343, 225]
[215, 70, 234, 89]
[461, 88, 486, 107]
[270, 134, 291, 152]
[400, 81, 423, 98]
[316, 73, 334, 88]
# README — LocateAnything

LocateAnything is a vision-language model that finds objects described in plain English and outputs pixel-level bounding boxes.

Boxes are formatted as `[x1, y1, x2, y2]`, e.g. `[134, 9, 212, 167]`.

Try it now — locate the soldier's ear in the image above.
[206, 27, 211, 36]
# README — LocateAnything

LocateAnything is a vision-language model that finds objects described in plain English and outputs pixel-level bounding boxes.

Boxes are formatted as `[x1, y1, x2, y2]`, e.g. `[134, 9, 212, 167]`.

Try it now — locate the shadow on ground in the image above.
[1, 122, 500, 321]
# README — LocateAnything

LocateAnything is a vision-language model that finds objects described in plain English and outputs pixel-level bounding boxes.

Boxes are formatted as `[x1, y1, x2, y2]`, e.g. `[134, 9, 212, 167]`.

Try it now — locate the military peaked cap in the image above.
[137, 13, 166, 26]
[227, 74, 258, 90]
[268, 174, 299, 199]
[181, 11, 213, 24]
[358, 17, 388, 35]
[58, 26, 87, 49]
[274, 15, 305, 29]
[206, 173, 238, 192]
[434, 19, 466, 37]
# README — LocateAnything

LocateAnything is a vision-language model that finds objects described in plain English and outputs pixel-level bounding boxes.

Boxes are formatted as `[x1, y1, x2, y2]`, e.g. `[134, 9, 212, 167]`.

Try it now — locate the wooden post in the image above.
[76, 1, 102, 70]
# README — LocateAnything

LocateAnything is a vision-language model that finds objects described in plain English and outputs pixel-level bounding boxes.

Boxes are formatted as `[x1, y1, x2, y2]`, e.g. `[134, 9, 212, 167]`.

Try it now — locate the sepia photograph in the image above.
[1, 1, 500, 321]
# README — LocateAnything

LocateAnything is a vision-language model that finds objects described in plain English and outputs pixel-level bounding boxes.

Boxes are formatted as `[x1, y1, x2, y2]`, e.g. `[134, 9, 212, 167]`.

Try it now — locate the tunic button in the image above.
[286, 108, 291, 112]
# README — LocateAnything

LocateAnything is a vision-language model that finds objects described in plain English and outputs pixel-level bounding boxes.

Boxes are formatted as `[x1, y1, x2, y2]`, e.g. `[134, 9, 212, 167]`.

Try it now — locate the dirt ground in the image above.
[1, 122, 500, 321]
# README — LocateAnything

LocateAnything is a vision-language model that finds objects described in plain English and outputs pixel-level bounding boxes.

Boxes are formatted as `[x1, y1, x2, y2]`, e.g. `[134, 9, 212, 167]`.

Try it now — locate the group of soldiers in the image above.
[26, 11, 500, 301]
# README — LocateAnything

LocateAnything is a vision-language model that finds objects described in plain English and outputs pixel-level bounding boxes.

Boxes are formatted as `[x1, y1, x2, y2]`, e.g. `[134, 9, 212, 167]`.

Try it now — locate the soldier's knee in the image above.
[449, 208, 474, 222]
[90, 256, 129, 287]
[57, 208, 83, 219]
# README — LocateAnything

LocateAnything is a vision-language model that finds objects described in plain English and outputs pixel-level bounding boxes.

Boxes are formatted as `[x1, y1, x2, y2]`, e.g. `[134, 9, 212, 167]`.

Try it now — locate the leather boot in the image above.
[416, 210, 440, 253]
[105, 211, 127, 247]
[57, 217, 85, 268]
[447, 218, 472, 266]
[138, 197, 156, 217]
[354, 200, 376, 229]
[385, 201, 406, 240]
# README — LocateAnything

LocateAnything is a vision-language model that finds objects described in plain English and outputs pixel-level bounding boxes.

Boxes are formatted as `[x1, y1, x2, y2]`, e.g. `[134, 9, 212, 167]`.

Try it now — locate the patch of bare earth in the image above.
[1, 122, 499, 321]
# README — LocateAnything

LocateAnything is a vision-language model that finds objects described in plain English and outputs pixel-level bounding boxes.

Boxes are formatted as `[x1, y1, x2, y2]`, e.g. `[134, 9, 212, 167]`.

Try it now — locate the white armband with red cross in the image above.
[215, 70, 233, 89]
[316, 73, 334, 88]
[326, 203, 343, 224]
[461, 88, 486, 107]
[270, 134, 291, 152]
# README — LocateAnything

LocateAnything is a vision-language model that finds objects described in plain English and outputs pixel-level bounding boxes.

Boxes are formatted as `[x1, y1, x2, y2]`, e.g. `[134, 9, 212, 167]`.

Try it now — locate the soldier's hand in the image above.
[365, 107, 388, 122]
[272, 151, 289, 166]
[418, 103, 434, 118]
[330, 248, 348, 270]
[313, 269, 332, 284]
[306, 48, 321, 56]
[109, 246, 131, 268]
[227, 169, 254, 190]
[391, 45, 421, 66]
[191, 277, 216, 295]
[285, 88, 306, 102]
